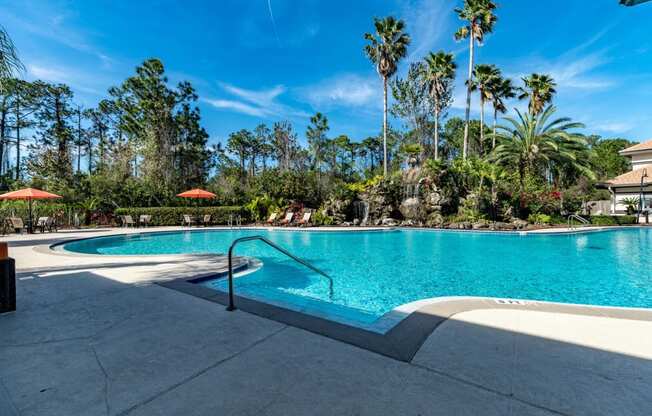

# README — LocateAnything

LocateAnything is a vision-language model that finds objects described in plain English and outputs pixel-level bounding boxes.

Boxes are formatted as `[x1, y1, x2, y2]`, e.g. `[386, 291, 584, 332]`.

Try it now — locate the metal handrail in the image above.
[567, 214, 589, 229]
[225, 235, 332, 311]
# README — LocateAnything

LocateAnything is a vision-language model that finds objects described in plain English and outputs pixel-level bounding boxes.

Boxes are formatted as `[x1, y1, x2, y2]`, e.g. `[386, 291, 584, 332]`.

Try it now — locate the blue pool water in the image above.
[61, 228, 652, 326]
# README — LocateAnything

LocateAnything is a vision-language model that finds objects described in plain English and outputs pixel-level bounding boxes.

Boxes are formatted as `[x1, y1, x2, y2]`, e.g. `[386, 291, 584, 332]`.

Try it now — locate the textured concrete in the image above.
[413, 309, 652, 416]
[2, 228, 651, 415]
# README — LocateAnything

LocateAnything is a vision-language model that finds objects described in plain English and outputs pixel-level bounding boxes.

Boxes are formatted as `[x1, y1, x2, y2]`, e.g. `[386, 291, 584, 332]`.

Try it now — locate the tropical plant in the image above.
[364, 16, 411, 176]
[518, 73, 557, 116]
[0, 25, 24, 91]
[454, 0, 498, 159]
[621, 196, 640, 215]
[423, 51, 456, 160]
[487, 74, 515, 149]
[470, 64, 500, 154]
[492, 106, 589, 209]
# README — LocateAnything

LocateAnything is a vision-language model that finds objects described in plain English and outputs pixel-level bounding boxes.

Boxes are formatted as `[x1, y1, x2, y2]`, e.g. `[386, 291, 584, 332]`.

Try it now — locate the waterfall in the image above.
[404, 182, 420, 200]
[353, 201, 369, 226]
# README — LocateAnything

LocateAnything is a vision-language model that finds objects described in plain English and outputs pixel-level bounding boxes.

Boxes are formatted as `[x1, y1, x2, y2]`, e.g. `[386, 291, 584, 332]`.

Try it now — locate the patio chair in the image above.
[182, 214, 196, 227]
[201, 214, 211, 227]
[139, 215, 151, 227]
[36, 217, 48, 233]
[279, 212, 294, 226]
[265, 212, 278, 225]
[123, 215, 135, 228]
[296, 211, 312, 227]
[6, 217, 25, 234]
[48, 216, 58, 232]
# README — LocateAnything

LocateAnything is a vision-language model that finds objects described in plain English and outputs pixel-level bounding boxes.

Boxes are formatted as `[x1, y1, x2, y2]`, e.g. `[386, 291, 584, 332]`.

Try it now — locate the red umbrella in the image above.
[176, 188, 216, 199]
[177, 189, 216, 226]
[0, 188, 63, 233]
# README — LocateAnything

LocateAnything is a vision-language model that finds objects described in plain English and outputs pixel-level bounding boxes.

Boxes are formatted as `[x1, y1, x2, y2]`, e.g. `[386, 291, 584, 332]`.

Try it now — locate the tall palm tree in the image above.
[488, 75, 515, 149]
[364, 16, 410, 176]
[470, 64, 499, 154]
[423, 51, 456, 161]
[518, 73, 557, 116]
[0, 25, 24, 91]
[492, 106, 588, 205]
[454, 0, 497, 160]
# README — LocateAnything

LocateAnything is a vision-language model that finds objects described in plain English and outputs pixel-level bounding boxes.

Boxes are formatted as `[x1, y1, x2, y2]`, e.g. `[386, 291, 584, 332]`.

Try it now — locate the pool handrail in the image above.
[567, 214, 589, 229]
[226, 235, 332, 311]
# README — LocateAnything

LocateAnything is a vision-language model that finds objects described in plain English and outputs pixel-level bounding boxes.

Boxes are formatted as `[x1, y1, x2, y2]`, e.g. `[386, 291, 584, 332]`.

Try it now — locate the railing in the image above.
[225, 235, 332, 311]
[228, 214, 242, 229]
[567, 214, 590, 229]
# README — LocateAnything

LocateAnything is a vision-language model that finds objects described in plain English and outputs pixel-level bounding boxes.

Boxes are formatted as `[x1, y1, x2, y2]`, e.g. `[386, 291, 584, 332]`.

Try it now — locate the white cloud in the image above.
[203, 99, 266, 117]
[402, 0, 455, 61]
[594, 122, 632, 134]
[27, 64, 101, 95]
[300, 74, 380, 109]
[204, 83, 309, 119]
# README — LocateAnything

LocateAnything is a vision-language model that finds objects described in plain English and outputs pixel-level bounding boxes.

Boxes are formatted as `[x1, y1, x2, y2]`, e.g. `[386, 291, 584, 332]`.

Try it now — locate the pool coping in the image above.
[160, 275, 652, 363]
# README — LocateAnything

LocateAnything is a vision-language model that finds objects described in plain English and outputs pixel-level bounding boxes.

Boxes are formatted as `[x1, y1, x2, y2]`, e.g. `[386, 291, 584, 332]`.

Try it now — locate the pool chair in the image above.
[36, 217, 56, 233]
[296, 211, 312, 227]
[182, 214, 196, 227]
[279, 212, 294, 226]
[265, 212, 278, 225]
[201, 214, 211, 227]
[122, 215, 136, 228]
[139, 215, 151, 227]
[6, 217, 25, 234]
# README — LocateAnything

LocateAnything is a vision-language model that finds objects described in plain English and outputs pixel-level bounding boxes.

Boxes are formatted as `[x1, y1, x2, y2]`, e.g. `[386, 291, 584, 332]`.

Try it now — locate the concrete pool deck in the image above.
[1, 227, 651, 415]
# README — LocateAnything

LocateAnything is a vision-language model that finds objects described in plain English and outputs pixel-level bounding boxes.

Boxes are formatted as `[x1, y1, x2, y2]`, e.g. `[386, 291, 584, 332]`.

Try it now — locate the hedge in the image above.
[589, 215, 638, 226]
[114, 206, 249, 226]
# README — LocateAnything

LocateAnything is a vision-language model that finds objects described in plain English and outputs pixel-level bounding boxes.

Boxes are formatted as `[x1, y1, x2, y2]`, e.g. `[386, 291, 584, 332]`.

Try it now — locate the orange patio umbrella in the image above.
[176, 188, 216, 199]
[177, 188, 216, 225]
[0, 188, 63, 233]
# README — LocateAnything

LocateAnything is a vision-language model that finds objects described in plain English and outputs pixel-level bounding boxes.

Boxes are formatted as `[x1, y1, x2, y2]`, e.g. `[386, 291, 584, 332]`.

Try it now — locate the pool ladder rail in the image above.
[567, 214, 590, 229]
[227, 214, 242, 229]
[225, 235, 333, 311]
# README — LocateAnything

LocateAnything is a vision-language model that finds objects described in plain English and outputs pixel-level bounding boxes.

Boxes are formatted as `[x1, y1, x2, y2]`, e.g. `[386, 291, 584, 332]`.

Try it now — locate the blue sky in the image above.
[2, 0, 652, 147]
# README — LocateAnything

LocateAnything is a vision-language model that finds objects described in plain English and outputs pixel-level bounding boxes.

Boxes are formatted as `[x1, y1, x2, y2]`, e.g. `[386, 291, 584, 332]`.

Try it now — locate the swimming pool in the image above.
[60, 228, 652, 328]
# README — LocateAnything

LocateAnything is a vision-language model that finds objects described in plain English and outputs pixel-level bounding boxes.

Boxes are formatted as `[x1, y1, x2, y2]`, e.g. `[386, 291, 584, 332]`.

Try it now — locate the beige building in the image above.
[603, 140, 652, 215]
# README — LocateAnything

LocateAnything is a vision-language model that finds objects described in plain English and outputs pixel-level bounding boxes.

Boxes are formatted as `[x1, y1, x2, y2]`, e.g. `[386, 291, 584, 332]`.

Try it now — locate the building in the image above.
[602, 139, 652, 215]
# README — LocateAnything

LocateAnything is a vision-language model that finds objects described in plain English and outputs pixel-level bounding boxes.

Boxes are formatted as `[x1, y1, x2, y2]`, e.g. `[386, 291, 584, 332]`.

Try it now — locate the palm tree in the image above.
[423, 51, 456, 161]
[488, 75, 515, 149]
[0, 25, 24, 91]
[454, 0, 498, 160]
[364, 16, 410, 176]
[492, 106, 588, 208]
[470, 64, 499, 154]
[518, 73, 557, 116]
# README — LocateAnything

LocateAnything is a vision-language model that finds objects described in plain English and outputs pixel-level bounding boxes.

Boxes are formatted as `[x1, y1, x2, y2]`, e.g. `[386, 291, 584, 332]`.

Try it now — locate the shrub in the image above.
[312, 210, 334, 226]
[114, 206, 249, 226]
[528, 213, 552, 225]
[590, 215, 637, 226]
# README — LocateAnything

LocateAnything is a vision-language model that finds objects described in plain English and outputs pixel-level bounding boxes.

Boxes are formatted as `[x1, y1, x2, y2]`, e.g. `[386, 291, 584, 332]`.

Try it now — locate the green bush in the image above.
[528, 213, 552, 225]
[114, 206, 249, 226]
[590, 215, 637, 226]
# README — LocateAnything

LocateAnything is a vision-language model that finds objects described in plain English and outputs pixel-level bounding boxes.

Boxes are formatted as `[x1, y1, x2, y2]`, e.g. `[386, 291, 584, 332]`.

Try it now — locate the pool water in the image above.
[61, 228, 652, 327]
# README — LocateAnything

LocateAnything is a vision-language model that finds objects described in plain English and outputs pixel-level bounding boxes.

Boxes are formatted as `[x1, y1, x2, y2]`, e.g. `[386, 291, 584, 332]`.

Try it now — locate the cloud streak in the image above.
[299, 74, 380, 109]
[204, 83, 309, 119]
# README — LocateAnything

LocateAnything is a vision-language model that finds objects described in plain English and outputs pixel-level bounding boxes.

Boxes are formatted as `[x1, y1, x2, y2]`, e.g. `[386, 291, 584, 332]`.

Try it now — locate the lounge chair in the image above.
[36, 217, 48, 233]
[182, 214, 196, 227]
[279, 212, 294, 226]
[266, 212, 278, 225]
[296, 211, 312, 227]
[202, 214, 211, 227]
[36, 217, 56, 233]
[6, 217, 25, 234]
[139, 215, 151, 227]
[122, 215, 135, 228]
